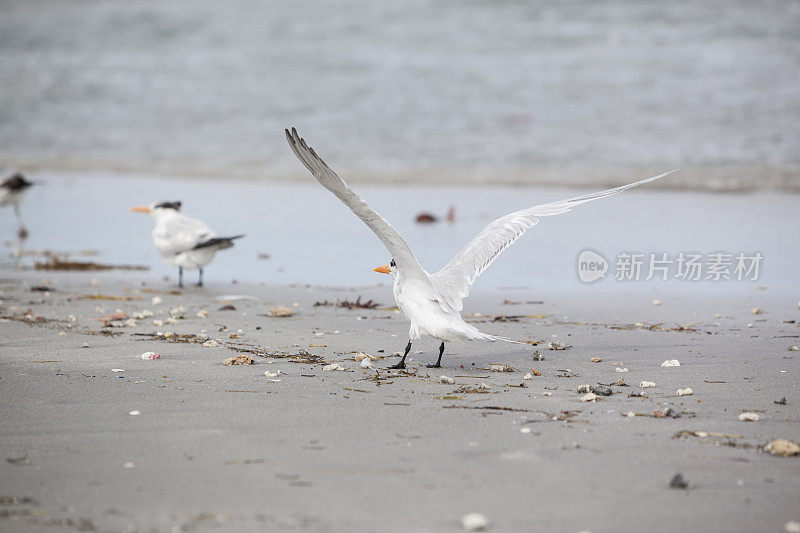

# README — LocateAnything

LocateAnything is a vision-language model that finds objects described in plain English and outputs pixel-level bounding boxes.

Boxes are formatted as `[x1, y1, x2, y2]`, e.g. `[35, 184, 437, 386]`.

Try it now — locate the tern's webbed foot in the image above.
[17, 227, 28, 240]
[195, 282, 203, 288]
[426, 363, 441, 368]
[388, 362, 406, 370]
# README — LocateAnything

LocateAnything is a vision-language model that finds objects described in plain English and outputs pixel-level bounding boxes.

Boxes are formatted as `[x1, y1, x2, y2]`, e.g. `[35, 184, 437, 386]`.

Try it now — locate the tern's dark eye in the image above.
[390, 259, 396, 267]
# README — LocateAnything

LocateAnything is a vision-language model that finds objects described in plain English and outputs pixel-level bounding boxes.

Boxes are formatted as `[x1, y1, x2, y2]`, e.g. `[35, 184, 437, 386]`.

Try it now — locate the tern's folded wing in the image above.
[154, 215, 216, 257]
[430, 170, 678, 312]
[286, 128, 427, 280]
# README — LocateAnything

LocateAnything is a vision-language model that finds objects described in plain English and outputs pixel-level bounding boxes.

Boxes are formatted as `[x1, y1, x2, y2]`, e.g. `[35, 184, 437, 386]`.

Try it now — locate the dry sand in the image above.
[1, 271, 798, 532]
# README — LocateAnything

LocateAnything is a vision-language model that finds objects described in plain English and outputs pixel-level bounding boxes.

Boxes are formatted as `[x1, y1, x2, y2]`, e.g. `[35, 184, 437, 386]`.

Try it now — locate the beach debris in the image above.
[202, 339, 220, 348]
[439, 375, 455, 384]
[543, 391, 552, 396]
[613, 379, 629, 387]
[264, 370, 282, 378]
[111, 369, 125, 372]
[548, 341, 567, 350]
[415, 212, 438, 224]
[640, 381, 656, 388]
[580, 392, 598, 402]
[669, 473, 689, 489]
[360, 358, 374, 369]
[529, 368, 541, 376]
[196, 309, 209, 318]
[478, 383, 492, 390]
[615, 367, 629, 373]
[763, 439, 800, 457]
[654, 407, 680, 418]
[151, 296, 162, 305]
[460, 513, 489, 531]
[82, 343, 90, 348]
[661, 359, 680, 367]
[123, 462, 135, 468]
[531, 351, 545, 361]
[677, 387, 693, 396]
[590, 357, 602, 363]
[354, 352, 376, 362]
[629, 392, 645, 398]
[35, 257, 148, 271]
[323, 363, 345, 371]
[268, 305, 294, 317]
[789, 346, 798, 351]
[489, 364, 516, 372]
[94, 311, 126, 325]
[523, 373, 533, 380]
[219, 304, 236, 311]
[652, 299, 662, 306]
[152, 319, 164, 326]
[6, 454, 30, 466]
[140, 352, 161, 360]
[57, 331, 66, 336]
[625, 411, 635, 417]
[337, 297, 379, 310]
[785, 521, 800, 533]
[577, 384, 591, 393]
[738, 412, 759, 422]
[590, 385, 613, 396]
[749, 307, 763, 315]
[129, 410, 140, 416]
[774, 397, 787, 405]
[520, 427, 531, 434]
[223, 354, 254, 366]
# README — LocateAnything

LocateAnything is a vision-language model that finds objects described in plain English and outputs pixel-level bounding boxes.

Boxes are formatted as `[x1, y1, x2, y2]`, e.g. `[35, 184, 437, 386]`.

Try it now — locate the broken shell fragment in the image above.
[531, 351, 545, 361]
[590, 357, 602, 363]
[489, 364, 515, 372]
[547, 341, 567, 350]
[640, 381, 656, 388]
[763, 439, 800, 457]
[354, 352, 376, 362]
[615, 367, 629, 373]
[439, 375, 455, 384]
[580, 392, 598, 402]
[461, 513, 490, 531]
[789, 346, 799, 352]
[661, 359, 680, 367]
[542, 391, 552, 396]
[577, 384, 591, 394]
[323, 363, 344, 371]
[140, 352, 161, 360]
[151, 296, 162, 306]
[478, 383, 491, 390]
[202, 339, 220, 348]
[196, 309, 209, 318]
[268, 305, 294, 317]
[222, 354, 254, 366]
[676, 387, 693, 396]
[523, 373, 532, 380]
[738, 412, 759, 422]
[749, 307, 763, 315]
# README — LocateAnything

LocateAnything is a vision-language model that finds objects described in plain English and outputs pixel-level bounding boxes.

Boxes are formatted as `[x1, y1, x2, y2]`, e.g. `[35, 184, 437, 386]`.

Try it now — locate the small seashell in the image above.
[577, 384, 591, 393]
[360, 358, 374, 369]
[129, 410, 140, 416]
[640, 381, 656, 388]
[749, 307, 763, 315]
[789, 346, 798, 352]
[520, 427, 531, 434]
[531, 350, 545, 361]
[460, 513, 490, 532]
[152, 319, 163, 327]
[354, 352, 375, 361]
[652, 299, 662, 306]
[202, 339, 220, 348]
[323, 363, 344, 371]
[615, 367, 629, 373]
[676, 387, 693, 396]
[625, 411, 635, 418]
[542, 391, 552, 396]
[439, 375, 455, 384]
[547, 341, 567, 350]
[264, 370, 281, 378]
[490, 364, 515, 372]
[140, 352, 161, 360]
[590, 357, 602, 363]
[222, 354, 254, 366]
[478, 383, 491, 390]
[738, 412, 759, 422]
[580, 392, 597, 402]
[151, 296, 162, 306]
[523, 373, 532, 380]
[763, 439, 799, 457]
[661, 359, 680, 367]
[196, 309, 209, 318]
[268, 305, 294, 317]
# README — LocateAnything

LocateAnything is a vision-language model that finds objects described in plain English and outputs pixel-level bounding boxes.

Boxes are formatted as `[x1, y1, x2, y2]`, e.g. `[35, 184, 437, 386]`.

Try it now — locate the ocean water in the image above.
[1, 0, 798, 190]
[4, 172, 798, 292]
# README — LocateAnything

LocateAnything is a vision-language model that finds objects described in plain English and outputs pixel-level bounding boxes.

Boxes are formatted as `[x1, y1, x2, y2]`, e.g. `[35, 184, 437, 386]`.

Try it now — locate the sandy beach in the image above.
[1, 267, 798, 532]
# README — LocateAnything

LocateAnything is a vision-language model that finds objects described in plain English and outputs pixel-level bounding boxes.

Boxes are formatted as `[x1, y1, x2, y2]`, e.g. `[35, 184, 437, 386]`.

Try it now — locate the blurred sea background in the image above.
[1, 0, 798, 190]
[1, 0, 798, 290]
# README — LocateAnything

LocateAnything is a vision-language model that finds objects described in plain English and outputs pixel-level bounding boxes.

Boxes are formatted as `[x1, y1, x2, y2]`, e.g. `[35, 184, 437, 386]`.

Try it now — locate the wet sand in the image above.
[1, 270, 798, 532]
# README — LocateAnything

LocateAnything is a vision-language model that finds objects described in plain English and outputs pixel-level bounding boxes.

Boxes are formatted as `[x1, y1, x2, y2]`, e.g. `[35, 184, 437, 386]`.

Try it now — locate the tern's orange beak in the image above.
[373, 265, 391, 274]
[130, 205, 150, 213]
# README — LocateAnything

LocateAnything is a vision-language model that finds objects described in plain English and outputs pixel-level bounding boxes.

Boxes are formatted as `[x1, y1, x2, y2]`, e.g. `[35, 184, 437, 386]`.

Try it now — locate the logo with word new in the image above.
[577, 249, 609, 283]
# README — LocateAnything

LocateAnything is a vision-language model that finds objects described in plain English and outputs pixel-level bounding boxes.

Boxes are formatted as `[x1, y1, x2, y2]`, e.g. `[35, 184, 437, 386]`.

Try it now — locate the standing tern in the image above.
[1, 172, 33, 239]
[286, 127, 676, 369]
[131, 201, 243, 287]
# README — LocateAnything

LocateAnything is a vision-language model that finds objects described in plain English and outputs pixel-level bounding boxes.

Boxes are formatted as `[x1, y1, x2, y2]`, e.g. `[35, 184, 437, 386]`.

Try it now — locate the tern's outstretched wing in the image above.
[286, 128, 427, 279]
[153, 214, 215, 257]
[430, 170, 678, 312]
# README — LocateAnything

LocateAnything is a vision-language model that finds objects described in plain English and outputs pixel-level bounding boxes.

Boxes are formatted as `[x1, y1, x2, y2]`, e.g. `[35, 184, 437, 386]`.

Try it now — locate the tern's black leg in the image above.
[13, 203, 27, 240]
[178, 267, 184, 288]
[389, 340, 412, 369]
[196, 268, 204, 287]
[427, 342, 445, 368]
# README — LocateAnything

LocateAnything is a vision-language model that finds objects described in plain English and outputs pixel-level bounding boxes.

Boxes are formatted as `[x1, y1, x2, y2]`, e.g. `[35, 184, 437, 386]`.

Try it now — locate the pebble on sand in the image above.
[140, 352, 161, 360]
[547, 341, 567, 350]
[661, 359, 680, 367]
[202, 340, 220, 348]
[580, 392, 597, 402]
[640, 381, 656, 388]
[749, 307, 763, 315]
[268, 305, 294, 317]
[532, 351, 545, 361]
[738, 412, 759, 422]
[461, 513, 490, 531]
[763, 440, 799, 457]
[223, 354, 254, 366]
[439, 375, 455, 384]
[677, 387, 693, 396]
